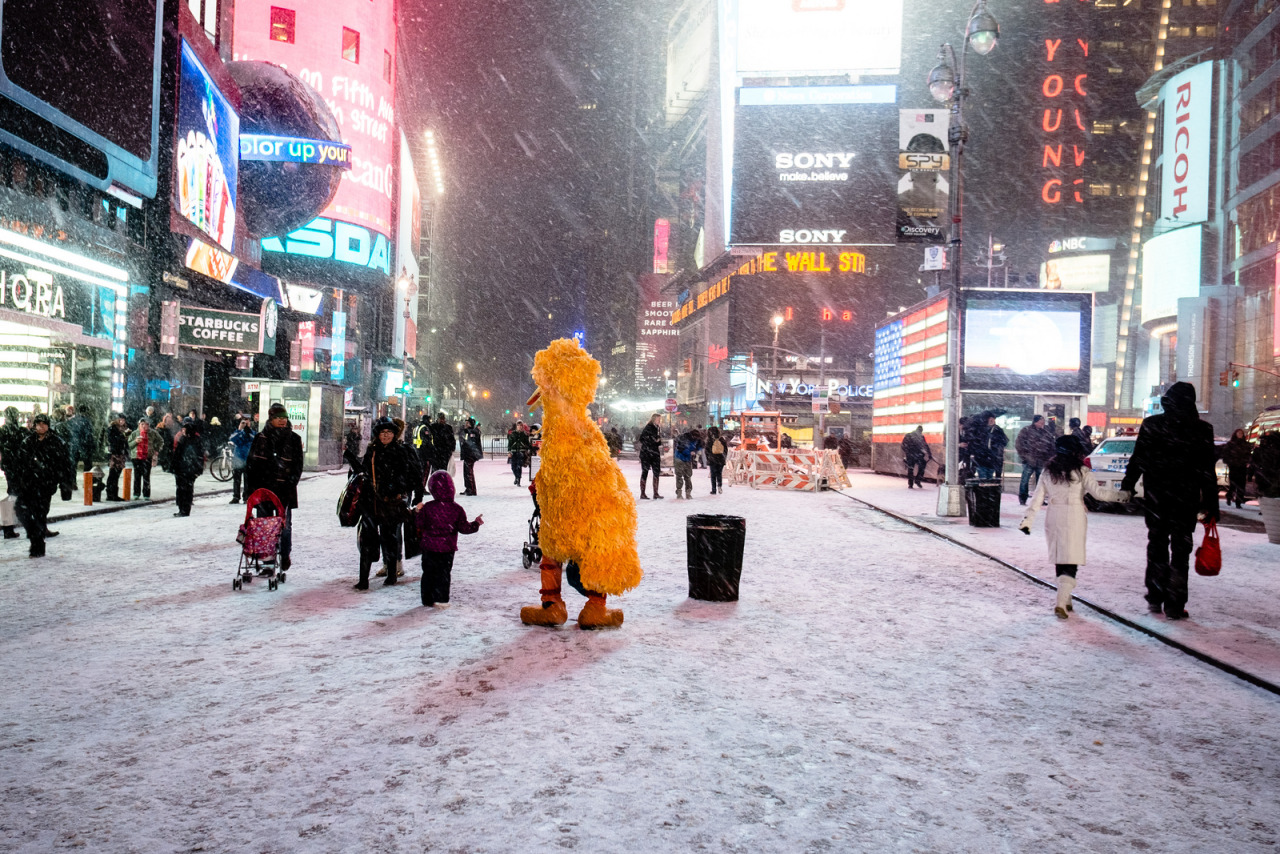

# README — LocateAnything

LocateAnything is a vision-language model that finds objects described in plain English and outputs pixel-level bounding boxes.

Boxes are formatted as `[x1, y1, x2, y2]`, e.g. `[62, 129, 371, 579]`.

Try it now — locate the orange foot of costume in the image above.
[521, 559, 568, 627]
[577, 593, 623, 630]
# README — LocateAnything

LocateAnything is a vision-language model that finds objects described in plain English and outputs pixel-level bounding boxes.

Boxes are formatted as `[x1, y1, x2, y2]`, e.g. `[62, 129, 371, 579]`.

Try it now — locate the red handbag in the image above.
[1194, 521, 1221, 576]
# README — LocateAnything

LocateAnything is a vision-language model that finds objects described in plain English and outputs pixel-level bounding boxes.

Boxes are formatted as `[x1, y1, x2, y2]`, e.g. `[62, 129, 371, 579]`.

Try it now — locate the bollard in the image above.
[83, 471, 93, 505]
[122, 468, 132, 501]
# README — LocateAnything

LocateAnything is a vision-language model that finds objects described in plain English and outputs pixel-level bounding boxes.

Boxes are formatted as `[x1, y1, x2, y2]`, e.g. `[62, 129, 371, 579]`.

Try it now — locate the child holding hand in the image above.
[413, 470, 483, 608]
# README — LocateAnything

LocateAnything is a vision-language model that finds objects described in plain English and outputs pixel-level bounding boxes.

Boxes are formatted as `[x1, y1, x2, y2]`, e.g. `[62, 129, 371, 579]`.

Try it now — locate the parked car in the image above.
[1083, 436, 1143, 513]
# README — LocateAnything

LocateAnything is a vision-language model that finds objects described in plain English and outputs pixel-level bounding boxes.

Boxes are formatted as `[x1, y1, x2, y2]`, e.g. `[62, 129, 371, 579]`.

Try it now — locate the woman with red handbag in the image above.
[1019, 435, 1112, 619]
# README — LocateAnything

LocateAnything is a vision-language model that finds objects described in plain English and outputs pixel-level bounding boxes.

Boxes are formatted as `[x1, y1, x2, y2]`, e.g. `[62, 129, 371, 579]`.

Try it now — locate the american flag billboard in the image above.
[873, 294, 949, 447]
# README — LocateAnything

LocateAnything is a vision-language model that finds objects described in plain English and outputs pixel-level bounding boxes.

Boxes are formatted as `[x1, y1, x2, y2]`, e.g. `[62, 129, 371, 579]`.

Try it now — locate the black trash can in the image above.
[686, 514, 746, 601]
[965, 478, 1002, 528]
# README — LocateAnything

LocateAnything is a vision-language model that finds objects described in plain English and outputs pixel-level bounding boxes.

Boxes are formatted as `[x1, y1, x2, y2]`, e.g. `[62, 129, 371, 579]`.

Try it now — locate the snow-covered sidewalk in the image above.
[2, 459, 1279, 852]
[844, 470, 1280, 690]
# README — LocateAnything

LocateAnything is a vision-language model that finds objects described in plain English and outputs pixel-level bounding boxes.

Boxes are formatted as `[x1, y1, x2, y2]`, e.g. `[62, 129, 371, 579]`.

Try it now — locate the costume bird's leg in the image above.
[577, 591, 624, 630]
[520, 557, 568, 626]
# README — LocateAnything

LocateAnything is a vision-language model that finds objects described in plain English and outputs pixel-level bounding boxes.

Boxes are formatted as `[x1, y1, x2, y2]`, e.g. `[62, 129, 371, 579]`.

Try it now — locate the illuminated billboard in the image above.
[897, 109, 948, 244]
[960, 290, 1093, 394]
[175, 40, 238, 253]
[735, 0, 903, 78]
[729, 97, 897, 246]
[393, 128, 420, 358]
[1140, 226, 1201, 324]
[1039, 254, 1110, 292]
[1159, 62, 1212, 226]
[233, 0, 395, 280]
[0, 0, 164, 198]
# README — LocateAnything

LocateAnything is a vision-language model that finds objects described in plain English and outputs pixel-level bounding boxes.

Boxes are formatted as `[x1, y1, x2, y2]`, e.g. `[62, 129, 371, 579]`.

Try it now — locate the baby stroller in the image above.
[234, 488, 288, 591]
[521, 481, 542, 569]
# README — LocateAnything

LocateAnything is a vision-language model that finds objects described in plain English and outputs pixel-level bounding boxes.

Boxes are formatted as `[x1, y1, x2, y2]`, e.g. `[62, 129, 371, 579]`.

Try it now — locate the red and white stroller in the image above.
[234, 488, 288, 591]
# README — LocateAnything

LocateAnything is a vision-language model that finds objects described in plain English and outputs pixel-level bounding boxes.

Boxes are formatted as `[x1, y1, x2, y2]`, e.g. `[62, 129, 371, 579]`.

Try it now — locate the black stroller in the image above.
[521, 481, 542, 569]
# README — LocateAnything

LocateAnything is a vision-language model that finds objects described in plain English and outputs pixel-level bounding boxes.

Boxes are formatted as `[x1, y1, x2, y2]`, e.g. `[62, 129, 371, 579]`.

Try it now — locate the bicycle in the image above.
[209, 441, 235, 482]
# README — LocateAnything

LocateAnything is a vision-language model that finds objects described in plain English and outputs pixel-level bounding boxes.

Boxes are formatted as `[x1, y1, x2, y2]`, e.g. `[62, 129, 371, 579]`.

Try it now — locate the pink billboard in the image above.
[232, 0, 396, 243]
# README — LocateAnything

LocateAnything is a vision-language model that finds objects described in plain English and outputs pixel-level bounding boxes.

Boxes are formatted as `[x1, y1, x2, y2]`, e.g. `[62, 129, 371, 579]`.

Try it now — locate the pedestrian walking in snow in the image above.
[638, 413, 664, 499]
[901, 425, 933, 488]
[128, 419, 152, 500]
[103, 413, 129, 501]
[706, 426, 727, 494]
[459, 417, 482, 496]
[674, 428, 702, 499]
[1019, 435, 1109, 619]
[171, 418, 206, 517]
[428, 412, 456, 476]
[354, 417, 423, 590]
[13, 413, 71, 558]
[969, 412, 1008, 479]
[0, 407, 28, 539]
[412, 470, 483, 607]
[1119, 381, 1219, 620]
[228, 418, 256, 503]
[1015, 415, 1056, 505]
[507, 420, 531, 485]
[1220, 428, 1252, 509]
[343, 422, 363, 476]
[245, 404, 303, 570]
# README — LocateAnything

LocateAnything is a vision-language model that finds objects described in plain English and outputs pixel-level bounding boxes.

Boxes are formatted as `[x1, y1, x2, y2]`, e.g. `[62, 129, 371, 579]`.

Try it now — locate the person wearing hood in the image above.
[227, 417, 256, 503]
[103, 412, 129, 501]
[171, 418, 206, 517]
[458, 417, 482, 496]
[1068, 417, 1093, 453]
[245, 403, 304, 568]
[1119, 381, 1219, 620]
[1220, 428, 1252, 509]
[14, 413, 72, 556]
[412, 470, 483, 607]
[901, 425, 933, 489]
[355, 417, 424, 590]
[968, 412, 1008, 480]
[0, 406, 27, 539]
[1019, 435, 1109, 619]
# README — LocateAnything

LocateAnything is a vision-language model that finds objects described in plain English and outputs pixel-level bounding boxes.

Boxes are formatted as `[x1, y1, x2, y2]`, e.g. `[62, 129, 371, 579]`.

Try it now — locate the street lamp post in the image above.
[401, 288, 411, 423]
[927, 0, 999, 518]
[770, 314, 784, 411]
[455, 362, 464, 414]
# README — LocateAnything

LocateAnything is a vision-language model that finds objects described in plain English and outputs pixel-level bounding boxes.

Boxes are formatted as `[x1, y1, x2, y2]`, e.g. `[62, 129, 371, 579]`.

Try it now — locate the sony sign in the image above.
[779, 229, 848, 244]
[1159, 62, 1212, 226]
[775, 152, 856, 170]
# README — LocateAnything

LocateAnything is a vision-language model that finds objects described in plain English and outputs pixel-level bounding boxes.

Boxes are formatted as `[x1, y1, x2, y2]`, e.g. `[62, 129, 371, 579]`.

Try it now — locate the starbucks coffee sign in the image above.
[178, 305, 264, 353]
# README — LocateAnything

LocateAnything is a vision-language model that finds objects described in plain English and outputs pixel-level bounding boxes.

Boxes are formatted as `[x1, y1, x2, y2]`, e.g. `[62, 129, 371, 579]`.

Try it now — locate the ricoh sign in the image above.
[1159, 62, 1212, 226]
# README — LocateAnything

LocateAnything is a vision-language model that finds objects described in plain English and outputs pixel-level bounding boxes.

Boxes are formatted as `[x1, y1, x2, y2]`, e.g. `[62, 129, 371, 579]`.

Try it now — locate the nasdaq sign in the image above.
[261, 216, 391, 276]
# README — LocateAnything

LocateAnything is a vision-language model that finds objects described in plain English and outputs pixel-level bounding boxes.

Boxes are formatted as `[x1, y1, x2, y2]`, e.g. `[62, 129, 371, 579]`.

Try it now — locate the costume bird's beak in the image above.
[527, 390, 541, 408]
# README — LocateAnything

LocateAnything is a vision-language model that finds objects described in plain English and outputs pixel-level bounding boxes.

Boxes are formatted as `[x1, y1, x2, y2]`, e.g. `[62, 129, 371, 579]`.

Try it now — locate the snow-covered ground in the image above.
[2, 459, 1279, 852]
[846, 470, 1280, 689]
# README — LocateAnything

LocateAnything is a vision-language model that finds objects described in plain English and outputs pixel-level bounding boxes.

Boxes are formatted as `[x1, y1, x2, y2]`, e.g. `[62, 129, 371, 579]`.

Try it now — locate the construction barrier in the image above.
[726, 449, 850, 492]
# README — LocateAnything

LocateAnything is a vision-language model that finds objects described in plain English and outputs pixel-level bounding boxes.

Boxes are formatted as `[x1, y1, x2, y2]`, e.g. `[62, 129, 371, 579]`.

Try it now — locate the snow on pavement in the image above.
[844, 470, 1280, 689]
[2, 460, 1278, 852]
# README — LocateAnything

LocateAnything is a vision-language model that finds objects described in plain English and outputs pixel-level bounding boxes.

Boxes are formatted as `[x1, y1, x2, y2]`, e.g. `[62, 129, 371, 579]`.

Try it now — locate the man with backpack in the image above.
[706, 426, 728, 495]
[673, 428, 702, 500]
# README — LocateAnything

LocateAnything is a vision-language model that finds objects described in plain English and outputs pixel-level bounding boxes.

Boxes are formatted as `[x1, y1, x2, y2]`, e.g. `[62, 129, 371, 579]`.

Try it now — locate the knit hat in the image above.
[1055, 434, 1085, 456]
[268, 403, 288, 420]
[32, 412, 50, 426]
[373, 417, 396, 434]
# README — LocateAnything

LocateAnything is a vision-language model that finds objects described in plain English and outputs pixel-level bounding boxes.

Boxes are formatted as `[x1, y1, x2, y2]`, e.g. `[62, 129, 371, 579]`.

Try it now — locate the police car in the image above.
[1086, 436, 1141, 505]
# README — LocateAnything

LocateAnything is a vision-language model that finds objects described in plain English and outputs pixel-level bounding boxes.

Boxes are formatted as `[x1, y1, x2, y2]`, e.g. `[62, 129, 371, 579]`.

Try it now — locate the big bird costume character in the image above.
[521, 338, 642, 629]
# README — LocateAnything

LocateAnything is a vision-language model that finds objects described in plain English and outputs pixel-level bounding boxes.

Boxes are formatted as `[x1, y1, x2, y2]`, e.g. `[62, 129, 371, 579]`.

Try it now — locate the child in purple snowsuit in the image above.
[413, 470, 483, 607]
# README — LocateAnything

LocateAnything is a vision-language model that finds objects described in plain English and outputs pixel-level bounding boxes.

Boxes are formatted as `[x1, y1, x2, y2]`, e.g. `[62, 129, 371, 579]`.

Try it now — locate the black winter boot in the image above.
[354, 558, 371, 591]
[3, 526, 18, 539]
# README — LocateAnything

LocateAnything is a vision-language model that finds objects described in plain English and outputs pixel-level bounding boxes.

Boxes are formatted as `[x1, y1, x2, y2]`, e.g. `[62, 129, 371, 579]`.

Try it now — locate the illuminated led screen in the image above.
[1038, 253, 1111, 292]
[734, 0, 903, 78]
[1140, 226, 1201, 324]
[233, 0, 395, 277]
[960, 290, 1092, 394]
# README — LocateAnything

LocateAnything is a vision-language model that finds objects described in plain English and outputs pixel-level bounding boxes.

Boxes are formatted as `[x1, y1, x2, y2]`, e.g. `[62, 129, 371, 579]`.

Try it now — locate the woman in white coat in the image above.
[1019, 435, 1112, 619]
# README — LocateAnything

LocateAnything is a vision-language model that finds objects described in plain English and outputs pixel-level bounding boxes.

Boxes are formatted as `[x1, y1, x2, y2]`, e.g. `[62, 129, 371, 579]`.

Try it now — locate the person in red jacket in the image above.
[412, 470, 483, 608]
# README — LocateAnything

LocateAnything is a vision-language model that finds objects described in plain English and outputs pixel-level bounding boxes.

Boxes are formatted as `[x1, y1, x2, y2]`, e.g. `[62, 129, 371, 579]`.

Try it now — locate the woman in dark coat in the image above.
[171, 419, 206, 517]
[355, 417, 424, 590]
[706, 426, 728, 495]
[1221, 428, 1252, 509]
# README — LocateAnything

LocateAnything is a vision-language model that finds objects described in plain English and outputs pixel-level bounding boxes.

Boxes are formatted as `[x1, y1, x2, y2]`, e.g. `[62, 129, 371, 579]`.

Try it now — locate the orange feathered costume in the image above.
[520, 338, 642, 628]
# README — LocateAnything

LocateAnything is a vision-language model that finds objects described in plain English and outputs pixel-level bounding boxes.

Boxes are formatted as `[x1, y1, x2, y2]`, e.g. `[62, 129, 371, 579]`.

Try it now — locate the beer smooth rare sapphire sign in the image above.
[729, 97, 897, 247]
[897, 110, 948, 244]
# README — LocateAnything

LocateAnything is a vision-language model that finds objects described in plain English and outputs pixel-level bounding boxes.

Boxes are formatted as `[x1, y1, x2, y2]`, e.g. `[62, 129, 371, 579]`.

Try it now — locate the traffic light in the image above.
[401, 381, 413, 394]
[1232, 370, 1241, 388]
[1220, 370, 1230, 387]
